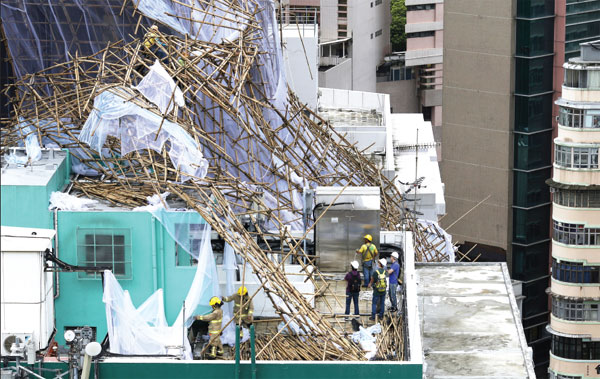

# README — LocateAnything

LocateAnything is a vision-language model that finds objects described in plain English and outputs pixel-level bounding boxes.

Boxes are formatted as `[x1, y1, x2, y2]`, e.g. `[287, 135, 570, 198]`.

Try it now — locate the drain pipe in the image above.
[53, 209, 60, 299]
[250, 324, 256, 379]
[234, 325, 240, 379]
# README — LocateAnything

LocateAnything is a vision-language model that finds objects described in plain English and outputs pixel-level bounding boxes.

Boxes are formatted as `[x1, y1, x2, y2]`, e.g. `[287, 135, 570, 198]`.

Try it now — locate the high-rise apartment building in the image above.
[284, 0, 391, 92]
[405, 0, 443, 135]
[547, 40, 600, 379]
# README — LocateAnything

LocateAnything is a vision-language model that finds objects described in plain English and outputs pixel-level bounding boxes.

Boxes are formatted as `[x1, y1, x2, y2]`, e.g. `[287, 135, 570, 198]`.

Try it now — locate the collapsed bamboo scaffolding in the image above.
[1, 0, 453, 361]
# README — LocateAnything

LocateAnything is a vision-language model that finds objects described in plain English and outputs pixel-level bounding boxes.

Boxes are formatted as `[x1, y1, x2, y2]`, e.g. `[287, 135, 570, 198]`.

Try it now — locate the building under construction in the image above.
[0, 1, 534, 378]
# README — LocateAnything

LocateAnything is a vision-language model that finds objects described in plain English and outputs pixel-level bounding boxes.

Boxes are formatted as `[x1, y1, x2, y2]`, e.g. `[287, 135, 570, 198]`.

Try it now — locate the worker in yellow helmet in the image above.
[143, 24, 167, 62]
[355, 234, 378, 287]
[195, 296, 224, 359]
[223, 286, 254, 339]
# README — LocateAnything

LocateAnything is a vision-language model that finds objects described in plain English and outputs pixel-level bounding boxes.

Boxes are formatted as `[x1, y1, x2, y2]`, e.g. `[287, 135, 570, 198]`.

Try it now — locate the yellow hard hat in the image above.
[238, 286, 248, 296]
[364, 234, 373, 242]
[209, 296, 222, 306]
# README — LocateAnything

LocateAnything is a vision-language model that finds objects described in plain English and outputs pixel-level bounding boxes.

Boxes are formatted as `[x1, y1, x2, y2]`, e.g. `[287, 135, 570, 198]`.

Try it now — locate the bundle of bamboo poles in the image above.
[1, 0, 451, 361]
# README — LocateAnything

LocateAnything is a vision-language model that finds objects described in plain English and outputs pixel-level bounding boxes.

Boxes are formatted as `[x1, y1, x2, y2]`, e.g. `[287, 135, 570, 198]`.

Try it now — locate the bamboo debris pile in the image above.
[1, 0, 449, 361]
[238, 334, 359, 361]
[374, 315, 405, 361]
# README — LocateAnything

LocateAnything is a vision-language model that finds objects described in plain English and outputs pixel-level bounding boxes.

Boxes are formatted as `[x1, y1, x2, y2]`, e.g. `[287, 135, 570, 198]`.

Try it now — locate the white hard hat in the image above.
[351, 260, 359, 269]
[391, 251, 399, 259]
[379, 258, 387, 267]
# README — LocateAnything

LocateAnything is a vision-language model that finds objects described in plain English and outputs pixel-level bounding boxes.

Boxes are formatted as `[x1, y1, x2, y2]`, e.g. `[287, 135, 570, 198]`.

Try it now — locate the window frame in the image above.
[76, 228, 132, 280]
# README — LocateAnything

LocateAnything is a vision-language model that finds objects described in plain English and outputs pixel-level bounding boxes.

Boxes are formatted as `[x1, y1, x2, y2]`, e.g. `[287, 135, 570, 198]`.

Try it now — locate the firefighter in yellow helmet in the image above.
[355, 234, 378, 287]
[223, 286, 254, 339]
[195, 296, 224, 359]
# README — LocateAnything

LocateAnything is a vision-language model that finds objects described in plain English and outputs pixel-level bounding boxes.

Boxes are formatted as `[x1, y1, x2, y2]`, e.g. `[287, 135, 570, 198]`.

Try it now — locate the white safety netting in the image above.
[103, 223, 221, 358]
[134, 60, 185, 115]
[417, 219, 455, 262]
[79, 87, 208, 181]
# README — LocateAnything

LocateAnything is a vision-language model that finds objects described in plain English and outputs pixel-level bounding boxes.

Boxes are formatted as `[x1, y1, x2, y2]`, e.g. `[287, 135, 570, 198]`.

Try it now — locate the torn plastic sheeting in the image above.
[79, 88, 208, 181]
[103, 270, 191, 357]
[48, 191, 98, 211]
[417, 219, 455, 262]
[4, 119, 42, 165]
[134, 59, 184, 115]
[103, 224, 220, 358]
[220, 243, 241, 346]
[351, 323, 382, 360]
[134, 0, 246, 44]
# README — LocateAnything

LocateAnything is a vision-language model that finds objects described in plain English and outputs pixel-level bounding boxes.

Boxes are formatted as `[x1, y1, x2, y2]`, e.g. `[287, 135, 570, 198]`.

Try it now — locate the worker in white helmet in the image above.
[387, 252, 401, 313]
[368, 258, 387, 320]
[344, 260, 362, 318]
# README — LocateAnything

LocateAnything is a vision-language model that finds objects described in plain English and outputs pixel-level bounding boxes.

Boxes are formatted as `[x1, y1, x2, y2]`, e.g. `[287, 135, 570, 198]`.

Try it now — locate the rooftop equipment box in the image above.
[314, 186, 380, 272]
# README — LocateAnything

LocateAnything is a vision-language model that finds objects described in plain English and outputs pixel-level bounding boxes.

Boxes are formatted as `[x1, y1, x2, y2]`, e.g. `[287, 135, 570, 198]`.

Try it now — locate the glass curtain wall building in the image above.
[512, 0, 555, 371]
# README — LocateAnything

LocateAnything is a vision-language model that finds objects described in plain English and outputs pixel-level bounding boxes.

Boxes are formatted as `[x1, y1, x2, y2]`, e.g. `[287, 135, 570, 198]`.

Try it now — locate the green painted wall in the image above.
[0, 150, 70, 229]
[54, 210, 208, 344]
[17, 361, 423, 379]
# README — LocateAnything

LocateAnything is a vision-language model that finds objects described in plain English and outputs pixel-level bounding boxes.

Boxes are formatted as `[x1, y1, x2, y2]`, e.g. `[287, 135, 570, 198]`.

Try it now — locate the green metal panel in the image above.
[26, 361, 423, 379]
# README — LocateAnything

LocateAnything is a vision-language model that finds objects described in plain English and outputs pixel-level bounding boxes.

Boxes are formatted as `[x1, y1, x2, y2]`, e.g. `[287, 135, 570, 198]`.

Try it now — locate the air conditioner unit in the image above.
[1, 333, 32, 356]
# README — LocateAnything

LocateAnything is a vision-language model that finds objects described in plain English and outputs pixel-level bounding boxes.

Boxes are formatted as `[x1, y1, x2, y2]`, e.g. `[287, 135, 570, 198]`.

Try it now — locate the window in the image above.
[552, 297, 600, 321]
[564, 68, 600, 90]
[513, 131, 552, 170]
[515, 55, 553, 95]
[554, 144, 600, 169]
[516, 18, 554, 56]
[513, 168, 551, 208]
[553, 189, 600, 208]
[406, 31, 435, 39]
[513, 206, 550, 244]
[553, 220, 600, 246]
[175, 223, 223, 266]
[77, 228, 131, 279]
[551, 335, 600, 360]
[559, 107, 600, 128]
[407, 4, 435, 11]
[514, 93, 553, 133]
[375, 0, 382, 5]
[375, 29, 382, 37]
[552, 258, 600, 283]
[549, 371, 581, 379]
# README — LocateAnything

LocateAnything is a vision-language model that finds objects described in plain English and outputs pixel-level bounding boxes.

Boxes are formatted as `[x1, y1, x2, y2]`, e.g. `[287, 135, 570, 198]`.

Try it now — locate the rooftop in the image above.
[1, 148, 67, 187]
[416, 263, 535, 378]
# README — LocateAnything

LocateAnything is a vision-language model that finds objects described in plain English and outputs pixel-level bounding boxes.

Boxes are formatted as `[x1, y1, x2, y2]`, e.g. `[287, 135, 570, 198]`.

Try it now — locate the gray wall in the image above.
[440, 0, 515, 251]
[376, 79, 419, 113]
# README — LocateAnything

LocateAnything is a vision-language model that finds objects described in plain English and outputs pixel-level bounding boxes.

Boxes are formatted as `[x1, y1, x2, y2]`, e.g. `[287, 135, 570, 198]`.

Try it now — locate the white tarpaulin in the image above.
[103, 223, 220, 358]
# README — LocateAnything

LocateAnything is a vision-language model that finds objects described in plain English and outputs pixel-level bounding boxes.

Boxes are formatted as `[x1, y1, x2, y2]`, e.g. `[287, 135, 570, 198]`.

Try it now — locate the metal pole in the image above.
[182, 301, 186, 358]
[235, 325, 241, 379]
[250, 324, 256, 379]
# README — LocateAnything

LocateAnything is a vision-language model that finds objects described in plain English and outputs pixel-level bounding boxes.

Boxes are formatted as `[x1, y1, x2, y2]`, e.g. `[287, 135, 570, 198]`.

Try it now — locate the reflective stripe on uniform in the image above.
[210, 319, 222, 323]
[209, 331, 220, 334]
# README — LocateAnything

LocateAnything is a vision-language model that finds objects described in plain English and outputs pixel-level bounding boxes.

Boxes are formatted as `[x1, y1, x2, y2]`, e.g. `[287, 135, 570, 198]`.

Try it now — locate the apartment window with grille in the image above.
[551, 258, 600, 284]
[559, 106, 600, 129]
[549, 373, 581, 379]
[552, 297, 600, 321]
[553, 220, 600, 246]
[77, 228, 131, 279]
[553, 189, 600, 208]
[551, 335, 600, 360]
[554, 144, 599, 169]
[374, 29, 383, 37]
[565, 68, 600, 90]
[338, 12, 347, 18]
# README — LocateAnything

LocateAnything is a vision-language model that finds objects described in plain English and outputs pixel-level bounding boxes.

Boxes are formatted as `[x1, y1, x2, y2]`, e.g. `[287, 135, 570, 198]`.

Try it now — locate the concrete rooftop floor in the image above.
[416, 263, 535, 378]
